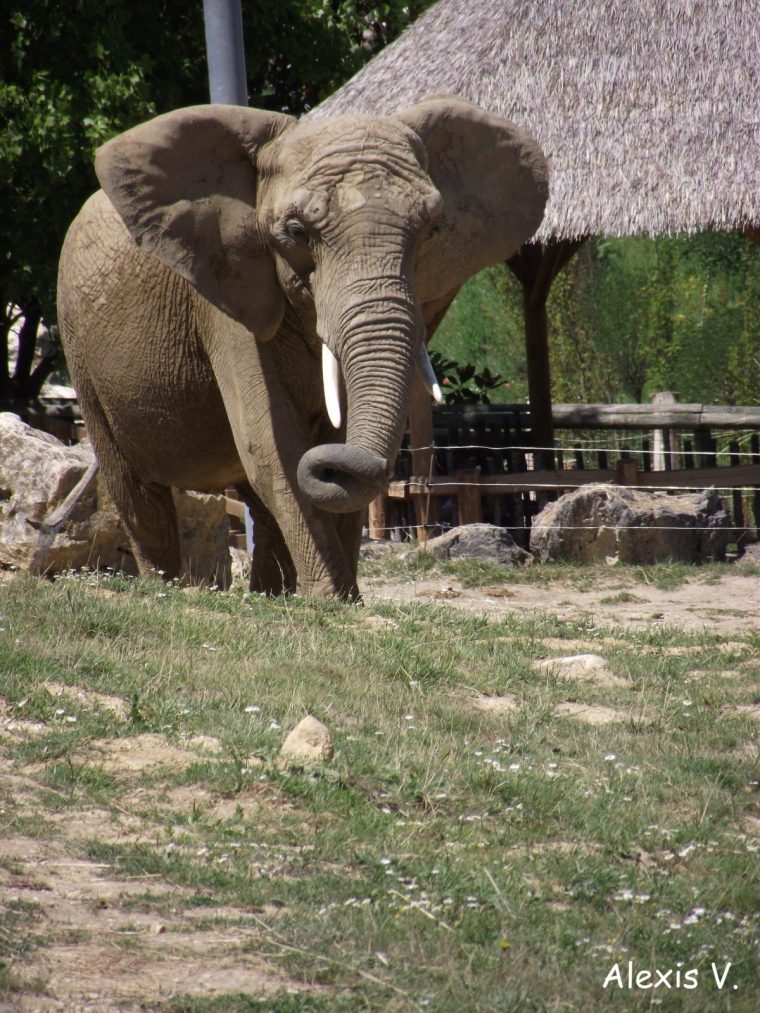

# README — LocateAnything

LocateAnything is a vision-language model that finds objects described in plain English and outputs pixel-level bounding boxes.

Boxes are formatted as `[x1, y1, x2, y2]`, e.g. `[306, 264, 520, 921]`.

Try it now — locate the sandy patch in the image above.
[534, 654, 629, 687]
[469, 693, 519, 715]
[76, 732, 223, 774]
[553, 702, 630, 725]
[367, 572, 760, 635]
[42, 681, 129, 721]
[732, 704, 760, 721]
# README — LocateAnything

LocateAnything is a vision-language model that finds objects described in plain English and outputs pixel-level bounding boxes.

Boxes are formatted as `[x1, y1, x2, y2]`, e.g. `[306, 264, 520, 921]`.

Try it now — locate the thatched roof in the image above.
[310, 0, 760, 241]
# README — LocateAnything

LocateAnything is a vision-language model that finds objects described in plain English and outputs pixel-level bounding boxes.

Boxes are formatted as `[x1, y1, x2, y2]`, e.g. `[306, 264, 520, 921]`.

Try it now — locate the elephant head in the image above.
[95, 98, 547, 513]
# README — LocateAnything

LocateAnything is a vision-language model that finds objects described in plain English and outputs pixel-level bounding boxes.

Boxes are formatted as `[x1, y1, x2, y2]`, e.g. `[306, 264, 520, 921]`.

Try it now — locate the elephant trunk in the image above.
[297, 278, 421, 514]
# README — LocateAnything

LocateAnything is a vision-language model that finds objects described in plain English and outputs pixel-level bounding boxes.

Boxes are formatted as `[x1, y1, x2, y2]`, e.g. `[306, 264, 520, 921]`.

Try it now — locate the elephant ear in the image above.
[95, 104, 295, 341]
[396, 97, 548, 304]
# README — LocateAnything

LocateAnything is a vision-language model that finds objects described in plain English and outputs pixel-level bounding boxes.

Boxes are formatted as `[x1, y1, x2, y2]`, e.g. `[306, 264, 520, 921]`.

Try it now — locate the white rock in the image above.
[278, 716, 334, 767]
[0, 413, 231, 586]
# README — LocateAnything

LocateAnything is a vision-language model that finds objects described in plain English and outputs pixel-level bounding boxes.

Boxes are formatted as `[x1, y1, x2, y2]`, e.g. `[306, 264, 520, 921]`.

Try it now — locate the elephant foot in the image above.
[295, 576, 362, 603]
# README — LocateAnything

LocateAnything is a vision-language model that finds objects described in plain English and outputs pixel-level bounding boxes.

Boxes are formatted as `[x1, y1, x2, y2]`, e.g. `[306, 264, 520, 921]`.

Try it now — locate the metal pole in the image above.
[202, 0, 248, 106]
[202, 1, 251, 548]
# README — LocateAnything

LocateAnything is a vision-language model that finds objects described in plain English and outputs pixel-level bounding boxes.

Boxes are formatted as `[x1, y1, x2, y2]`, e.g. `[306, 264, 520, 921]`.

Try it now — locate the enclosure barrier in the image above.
[367, 399, 760, 544]
[5, 394, 758, 551]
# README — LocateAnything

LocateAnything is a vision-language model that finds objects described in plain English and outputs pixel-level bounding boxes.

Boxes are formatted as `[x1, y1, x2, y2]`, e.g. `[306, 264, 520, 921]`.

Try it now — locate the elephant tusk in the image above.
[322, 342, 342, 428]
[417, 343, 444, 403]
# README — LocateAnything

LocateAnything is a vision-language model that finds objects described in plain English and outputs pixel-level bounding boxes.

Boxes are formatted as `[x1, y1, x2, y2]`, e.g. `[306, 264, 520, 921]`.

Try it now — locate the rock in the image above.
[0, 413, 231, 586]
[737, 542, 760, 567]
[530, 484, 732, 564]
[424, 524, 532, 566]
[360, 538, 404, 559]
[278, 716, 334, 768]
[172, 488, 231, 589]
[230, 546, 252, 582]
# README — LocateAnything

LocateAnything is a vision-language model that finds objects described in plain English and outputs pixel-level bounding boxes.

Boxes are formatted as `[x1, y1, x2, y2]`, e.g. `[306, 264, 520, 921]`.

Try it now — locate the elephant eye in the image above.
[284, 219, 308, 241]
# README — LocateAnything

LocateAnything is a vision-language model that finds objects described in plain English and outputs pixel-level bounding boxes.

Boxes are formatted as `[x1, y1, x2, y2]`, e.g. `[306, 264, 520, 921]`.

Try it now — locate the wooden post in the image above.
[523, 294, 555, 470]
[367, 495, 389, 540]
[752, 435, 760, 537]
[615, 459, 639, 485]
[729, 440, 745, 536]
[507, 238, 587, 471]
[652, 391, 680, 471]
[408, 372, 436, 541]
[456, 468, 483, 525]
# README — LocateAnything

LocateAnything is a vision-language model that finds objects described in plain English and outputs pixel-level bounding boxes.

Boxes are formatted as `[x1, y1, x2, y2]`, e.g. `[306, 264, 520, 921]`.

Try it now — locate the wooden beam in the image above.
[408, 371, 436, 541]
[506, 238, 587, 469]
[455, 468, 483, 525]
[387, 462, 760, 498]
[552, 403, 760, 429]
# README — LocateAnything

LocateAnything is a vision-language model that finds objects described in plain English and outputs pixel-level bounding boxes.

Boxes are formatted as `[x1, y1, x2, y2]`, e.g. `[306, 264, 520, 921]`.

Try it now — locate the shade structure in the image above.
[309, 0, 760, 466]
[311, 0, 760, 240]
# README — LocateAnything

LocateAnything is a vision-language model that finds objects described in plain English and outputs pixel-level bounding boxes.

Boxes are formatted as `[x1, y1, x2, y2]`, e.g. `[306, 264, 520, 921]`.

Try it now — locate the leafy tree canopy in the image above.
[0, 0, 428, 394]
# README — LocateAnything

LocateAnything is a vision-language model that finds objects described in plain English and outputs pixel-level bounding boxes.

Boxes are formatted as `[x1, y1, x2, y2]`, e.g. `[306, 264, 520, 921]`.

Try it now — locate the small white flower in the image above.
[604, 753, 616, 761]
[244, 705, 261, 714]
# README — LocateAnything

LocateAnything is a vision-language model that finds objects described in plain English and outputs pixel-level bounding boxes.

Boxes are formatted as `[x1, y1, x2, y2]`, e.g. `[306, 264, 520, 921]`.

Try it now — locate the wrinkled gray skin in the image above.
[58, 97, 547, 599]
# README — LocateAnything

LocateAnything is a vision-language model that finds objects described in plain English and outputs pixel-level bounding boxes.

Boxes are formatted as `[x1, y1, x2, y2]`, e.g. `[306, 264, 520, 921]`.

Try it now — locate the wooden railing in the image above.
[8, 393, 759, 549]
[368, 399, 760, 543]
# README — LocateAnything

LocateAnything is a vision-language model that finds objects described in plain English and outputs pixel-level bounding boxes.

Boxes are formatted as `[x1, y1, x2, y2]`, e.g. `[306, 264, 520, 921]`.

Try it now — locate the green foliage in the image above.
[429, 265, 527, 399]
[0, 1, 207, 317]
[428, 350, 506, 403]
[247, 2, 431, 114]
[0, 0, 432, 381]
[436, 234, 760, 407]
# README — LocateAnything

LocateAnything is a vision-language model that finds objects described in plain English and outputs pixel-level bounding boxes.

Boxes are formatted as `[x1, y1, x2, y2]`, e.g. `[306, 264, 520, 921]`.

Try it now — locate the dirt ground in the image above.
[364, 567, 760, 636]
[1, 565, 758, 1010]
[0, 730, 306, 1012]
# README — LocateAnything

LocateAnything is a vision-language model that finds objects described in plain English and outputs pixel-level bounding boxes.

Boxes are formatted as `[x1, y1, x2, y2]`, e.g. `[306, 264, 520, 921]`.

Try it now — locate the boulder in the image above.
[424, 523, 532, 567]
[0, 413, 231, 586]
[530, 484, 733, 564]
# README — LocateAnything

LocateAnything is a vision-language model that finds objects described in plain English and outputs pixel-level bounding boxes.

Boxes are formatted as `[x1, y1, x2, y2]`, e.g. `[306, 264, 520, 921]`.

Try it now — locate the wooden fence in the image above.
[7, 394, 759, 550]
[368, 399, 760, 545]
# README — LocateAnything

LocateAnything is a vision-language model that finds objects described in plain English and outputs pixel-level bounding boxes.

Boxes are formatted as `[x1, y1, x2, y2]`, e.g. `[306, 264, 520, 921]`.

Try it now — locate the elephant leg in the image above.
[333, 510, 365, 595]
[235, 482, 296, 595]
[73, 372, 181, 579]
[256, 477, 361, 602]
[209, 328, 363, 601]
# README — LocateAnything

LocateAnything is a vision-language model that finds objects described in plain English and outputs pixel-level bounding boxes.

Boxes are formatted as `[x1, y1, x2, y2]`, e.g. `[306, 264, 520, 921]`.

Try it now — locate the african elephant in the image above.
[57, 97, 547, 599]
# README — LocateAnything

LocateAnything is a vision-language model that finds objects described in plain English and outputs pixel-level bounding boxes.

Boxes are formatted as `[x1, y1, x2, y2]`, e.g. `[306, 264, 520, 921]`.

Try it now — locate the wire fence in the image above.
[371, 408, 760, 543]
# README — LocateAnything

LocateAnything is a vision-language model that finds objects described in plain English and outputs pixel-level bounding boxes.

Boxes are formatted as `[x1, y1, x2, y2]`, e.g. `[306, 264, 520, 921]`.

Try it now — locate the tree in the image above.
[1, 0, 430, 398]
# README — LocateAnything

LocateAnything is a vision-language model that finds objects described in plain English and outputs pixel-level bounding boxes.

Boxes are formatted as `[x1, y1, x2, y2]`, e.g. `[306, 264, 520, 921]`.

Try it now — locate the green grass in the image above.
[1, 562, 759, 1010]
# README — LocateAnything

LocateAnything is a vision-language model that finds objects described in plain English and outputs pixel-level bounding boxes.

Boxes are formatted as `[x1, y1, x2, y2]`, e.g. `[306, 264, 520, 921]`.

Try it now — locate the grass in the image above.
[0, 559, 759, 1011]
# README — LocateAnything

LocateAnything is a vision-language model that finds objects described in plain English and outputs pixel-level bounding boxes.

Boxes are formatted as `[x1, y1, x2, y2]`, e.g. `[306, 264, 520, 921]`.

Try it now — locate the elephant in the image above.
[57, 97, 547, 599]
